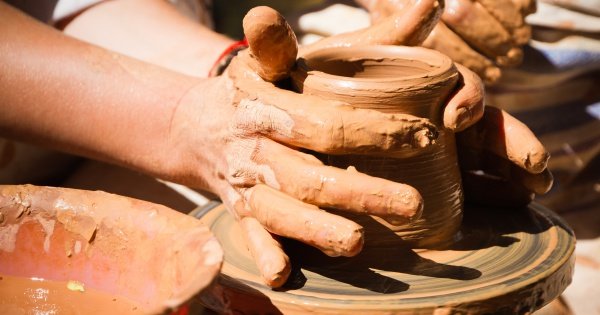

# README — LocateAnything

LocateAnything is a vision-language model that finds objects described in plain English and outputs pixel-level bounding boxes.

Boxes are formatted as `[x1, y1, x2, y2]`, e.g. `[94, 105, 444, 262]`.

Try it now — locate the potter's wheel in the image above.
[196, 203, 575, 314]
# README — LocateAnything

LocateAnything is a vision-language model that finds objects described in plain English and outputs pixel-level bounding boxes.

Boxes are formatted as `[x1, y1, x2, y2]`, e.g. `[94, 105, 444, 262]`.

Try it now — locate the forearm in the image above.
[62, 0, 234, 77]
[0, 2, 206, 180]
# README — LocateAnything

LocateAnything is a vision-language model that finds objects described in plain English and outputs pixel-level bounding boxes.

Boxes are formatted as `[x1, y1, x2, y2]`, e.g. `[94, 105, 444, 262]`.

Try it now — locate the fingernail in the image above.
[524, 150, 550, 174]
[454, 107, 472, 131]
[388, 188, 424, 221]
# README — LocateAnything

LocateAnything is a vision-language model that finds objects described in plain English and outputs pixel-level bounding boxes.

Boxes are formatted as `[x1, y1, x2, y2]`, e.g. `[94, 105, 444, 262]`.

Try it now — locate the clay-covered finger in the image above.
[457, 106, 550, 174]
[442, 0, 522, 66]
[423, 22, 501, 84]
[256, 139, 424, 225]
[227, 65, 438, 155]
[300, 0, 442, 57]
[355, 0, 414, 24]
[476, 0, 531, 45]
[240, 217, 290, 287]
[242, 6, 298, 82]
[443, 63, 485, 132]
[459, 147, 553, 195]
[245, 184, 364, 257]
[512, 167, 553, 195]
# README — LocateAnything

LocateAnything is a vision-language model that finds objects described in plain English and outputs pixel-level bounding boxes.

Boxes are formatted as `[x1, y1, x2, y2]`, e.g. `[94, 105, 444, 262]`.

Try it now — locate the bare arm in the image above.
[62, 0, 233, 77]
[0, 1, 203, 180]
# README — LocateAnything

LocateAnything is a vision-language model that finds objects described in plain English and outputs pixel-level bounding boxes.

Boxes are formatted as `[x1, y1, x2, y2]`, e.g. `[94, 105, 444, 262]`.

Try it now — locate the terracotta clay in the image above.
[457, 106, 550, 175]
[300, 0, 443, 57]
[243, 6, 298, 82]
[475, 0, 532, 45]
[442, 0, 523, 67]
[513, 0, 538, 15]
[423, 22, 502, 84]
[291, 45, 462, 247]
[0, 185, 223, 314]
[200, 203, 575, 314]
[0, 276, 144, 314]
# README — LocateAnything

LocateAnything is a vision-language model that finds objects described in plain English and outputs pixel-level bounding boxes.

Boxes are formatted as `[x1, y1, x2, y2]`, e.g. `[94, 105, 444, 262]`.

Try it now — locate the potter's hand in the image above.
[456, 106, 553, 207]
[179, 7, 437, 288]
[438, 64, 552, 206]
[300, 0, 442, 57]
[357, 0, 536, 84]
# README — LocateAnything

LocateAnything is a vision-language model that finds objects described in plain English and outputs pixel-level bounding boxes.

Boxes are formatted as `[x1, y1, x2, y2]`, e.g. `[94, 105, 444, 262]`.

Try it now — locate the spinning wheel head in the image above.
[198, 203, 574, 315]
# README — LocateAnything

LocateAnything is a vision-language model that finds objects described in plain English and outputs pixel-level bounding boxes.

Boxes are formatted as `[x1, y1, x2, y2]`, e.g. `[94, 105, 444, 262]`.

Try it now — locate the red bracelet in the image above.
[208, 38, 249, 77]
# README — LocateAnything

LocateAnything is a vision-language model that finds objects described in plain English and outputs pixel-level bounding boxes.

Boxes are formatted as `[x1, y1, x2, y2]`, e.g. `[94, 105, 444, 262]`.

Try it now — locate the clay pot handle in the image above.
[242, 6, 298, 82]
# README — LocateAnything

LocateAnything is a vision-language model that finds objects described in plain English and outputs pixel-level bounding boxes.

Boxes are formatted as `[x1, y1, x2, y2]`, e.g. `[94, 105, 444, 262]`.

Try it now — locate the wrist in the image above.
[157, 77, 227, 193]
[208, 38, 249, 77]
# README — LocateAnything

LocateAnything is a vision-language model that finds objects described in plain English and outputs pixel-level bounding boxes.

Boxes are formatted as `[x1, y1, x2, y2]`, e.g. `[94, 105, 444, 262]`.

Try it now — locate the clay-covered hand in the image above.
[434, 64, 552, 207]
[357, 0, 536, 84]
[300, 0, 443, 57]
[172, 7, 439, 288]
[455, 106, 553, 207]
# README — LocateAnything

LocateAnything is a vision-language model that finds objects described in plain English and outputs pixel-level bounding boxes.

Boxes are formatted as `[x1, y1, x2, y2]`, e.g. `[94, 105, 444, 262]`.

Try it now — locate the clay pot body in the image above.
[0, 185, 222, 314]
[292, 46, 462, 247]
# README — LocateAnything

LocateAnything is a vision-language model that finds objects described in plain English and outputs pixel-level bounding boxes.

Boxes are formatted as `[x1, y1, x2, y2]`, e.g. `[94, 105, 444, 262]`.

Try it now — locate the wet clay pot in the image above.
[292, 46, 462, 247]
[0, 185, 223, 314]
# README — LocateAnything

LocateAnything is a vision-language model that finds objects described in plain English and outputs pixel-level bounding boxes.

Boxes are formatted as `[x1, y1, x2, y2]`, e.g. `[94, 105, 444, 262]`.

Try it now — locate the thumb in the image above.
[242, 6, 298, 82]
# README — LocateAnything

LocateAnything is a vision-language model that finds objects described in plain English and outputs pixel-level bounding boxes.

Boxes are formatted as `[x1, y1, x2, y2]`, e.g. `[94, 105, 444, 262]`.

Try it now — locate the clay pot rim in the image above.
[295, 45, 456, 87]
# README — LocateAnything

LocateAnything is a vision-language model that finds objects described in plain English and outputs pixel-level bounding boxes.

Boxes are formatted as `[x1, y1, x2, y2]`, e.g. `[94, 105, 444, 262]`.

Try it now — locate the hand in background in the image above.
[357, 0, 536, 84]
[302, 1, 552, 206]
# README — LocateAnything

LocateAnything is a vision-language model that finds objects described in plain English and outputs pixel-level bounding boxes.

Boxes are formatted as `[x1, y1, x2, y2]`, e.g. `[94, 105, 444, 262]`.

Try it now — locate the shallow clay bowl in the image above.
[0, 185, 223, 314]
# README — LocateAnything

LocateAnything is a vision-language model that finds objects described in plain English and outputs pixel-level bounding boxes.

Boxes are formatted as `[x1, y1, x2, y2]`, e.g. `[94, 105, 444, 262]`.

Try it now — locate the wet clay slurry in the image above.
[0, 185, 223, 314]
[199, 203, 575, 314]
[0, 275, 144, 314]
[292, 46, 462, 247]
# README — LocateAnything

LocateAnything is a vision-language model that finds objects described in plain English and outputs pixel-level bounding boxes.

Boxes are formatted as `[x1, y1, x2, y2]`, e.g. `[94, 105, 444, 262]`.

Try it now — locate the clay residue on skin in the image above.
[234, 99, 294, 139]
[241, 217, 290, 287]
[458, 107, 550, 174]
[513, 0, 537, 15]
[242, 6, 298, 82]
[442, 0, 522, 66]
[423, 22, 501, 84]
[254, 138, 425, 225]
[475, 0, 532, 45]
[300, 0, 443, 57]
[222, 138, 282, 203]
[247, 185, 364, 257]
